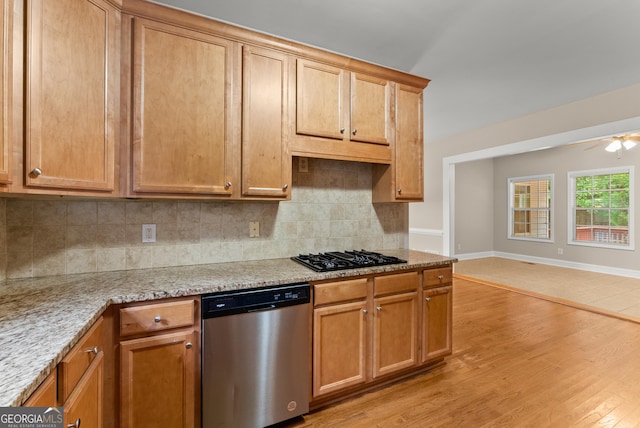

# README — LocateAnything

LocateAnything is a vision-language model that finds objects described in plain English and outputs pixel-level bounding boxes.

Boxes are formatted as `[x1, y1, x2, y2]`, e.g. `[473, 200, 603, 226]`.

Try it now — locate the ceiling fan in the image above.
[575, 132, 640, 153]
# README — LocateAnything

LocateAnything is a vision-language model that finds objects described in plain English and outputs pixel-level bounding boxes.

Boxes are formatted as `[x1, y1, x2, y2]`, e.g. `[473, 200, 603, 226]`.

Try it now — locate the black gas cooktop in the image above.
[291, 250, 407, 272]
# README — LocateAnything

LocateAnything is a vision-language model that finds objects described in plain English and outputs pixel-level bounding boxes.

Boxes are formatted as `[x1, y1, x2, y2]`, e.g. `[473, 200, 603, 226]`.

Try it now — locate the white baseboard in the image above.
[409, 228, 443, 237]
[456, 251, 640, 279]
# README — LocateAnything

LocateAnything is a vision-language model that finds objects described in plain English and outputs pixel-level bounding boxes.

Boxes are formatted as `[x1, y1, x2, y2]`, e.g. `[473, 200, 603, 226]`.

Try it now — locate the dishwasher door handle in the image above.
[247, 304, 277, 313]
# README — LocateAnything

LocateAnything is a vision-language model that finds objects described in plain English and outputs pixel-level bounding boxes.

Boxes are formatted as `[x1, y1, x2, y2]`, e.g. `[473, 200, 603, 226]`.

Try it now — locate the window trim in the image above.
[507, 174, 554, 243]
[567, 166, 634, 251]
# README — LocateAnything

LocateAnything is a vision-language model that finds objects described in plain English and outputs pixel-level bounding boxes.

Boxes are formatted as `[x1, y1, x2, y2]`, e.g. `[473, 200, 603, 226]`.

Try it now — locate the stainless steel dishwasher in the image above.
[201, 283, 311, 428]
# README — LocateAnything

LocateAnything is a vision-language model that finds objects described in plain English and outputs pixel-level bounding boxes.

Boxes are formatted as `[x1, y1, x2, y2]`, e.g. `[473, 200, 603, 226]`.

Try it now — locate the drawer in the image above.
[423, 267, 452, 288]
[314, 278, 367, 306]
[120, 299, 195, 337]
[58, 316, 104, 403]
[374, 271, 418, 296]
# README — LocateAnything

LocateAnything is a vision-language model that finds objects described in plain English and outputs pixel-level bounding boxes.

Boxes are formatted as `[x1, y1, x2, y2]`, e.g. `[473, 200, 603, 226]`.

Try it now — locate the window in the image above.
[508, 175, 552, 241]
[569, 167, 634, 249]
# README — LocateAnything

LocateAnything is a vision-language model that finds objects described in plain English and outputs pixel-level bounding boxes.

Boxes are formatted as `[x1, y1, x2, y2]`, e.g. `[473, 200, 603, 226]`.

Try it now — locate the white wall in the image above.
[454, 159, 494, 254]
[410, 82, 640, 256]
[492, 143, 639, 270]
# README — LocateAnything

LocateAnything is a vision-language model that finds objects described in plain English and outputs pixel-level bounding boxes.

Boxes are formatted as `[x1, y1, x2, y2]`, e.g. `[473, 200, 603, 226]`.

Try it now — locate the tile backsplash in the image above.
[0, 159, 408, 280]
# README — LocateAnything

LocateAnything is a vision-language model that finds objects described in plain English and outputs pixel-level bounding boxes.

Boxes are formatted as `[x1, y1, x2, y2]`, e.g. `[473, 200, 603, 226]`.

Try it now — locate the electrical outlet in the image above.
[142, 224, 156, 243]
[249, 221, 260, 238]
[298, 157, 309, 173]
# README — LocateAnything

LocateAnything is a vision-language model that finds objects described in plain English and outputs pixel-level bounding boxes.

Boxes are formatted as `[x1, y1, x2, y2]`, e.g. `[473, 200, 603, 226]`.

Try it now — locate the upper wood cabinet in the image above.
[0, 0, 12, 185]
[130, 17, 239, 197]
[292, 59, 393, 163]
[394, 85, 424, 200]
[241, 45, 291, 199]
[350, 73, 392, 145]
[24, 0, 118, 193]
[296, 59, 346, 141]
[372, 84, 424, 202]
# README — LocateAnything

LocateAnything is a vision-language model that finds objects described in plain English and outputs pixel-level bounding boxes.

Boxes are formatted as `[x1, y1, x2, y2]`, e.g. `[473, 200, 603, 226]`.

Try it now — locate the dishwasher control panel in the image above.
[202, 283, 310, 318]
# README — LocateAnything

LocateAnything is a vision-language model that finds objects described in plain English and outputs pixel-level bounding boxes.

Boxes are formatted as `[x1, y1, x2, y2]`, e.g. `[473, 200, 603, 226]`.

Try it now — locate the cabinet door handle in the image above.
[425, 297, 431, 302]
[340, 128, 345, 134]
[225, 181, 232, 190]
[31, 168, 43, 177]
[376, 306, 382, 312]
[397, 188, 402, 195]
[185, 342, 193, 349]
[154, 316, 161, 323]
[438, 275, 444, 280]
[352, 129, 357, 136]
[362, 309, 368, 314]
[282, 184, 288, 191]
[67, 418, 81, 428]
[85, 346, 98, 354]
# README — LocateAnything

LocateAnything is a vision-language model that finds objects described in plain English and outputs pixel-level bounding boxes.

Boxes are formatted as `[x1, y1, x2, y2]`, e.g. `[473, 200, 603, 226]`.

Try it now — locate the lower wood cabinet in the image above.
[312, 272, 420, 400]
[311, 267, 452, 403]
[313, 298, 368, 396]
[118, 298, 200, 428]
[64, 352, 103, 428]
[422, 267, 453, 364]
[373, 290, 418, 378]
[24, 316, 105, 428]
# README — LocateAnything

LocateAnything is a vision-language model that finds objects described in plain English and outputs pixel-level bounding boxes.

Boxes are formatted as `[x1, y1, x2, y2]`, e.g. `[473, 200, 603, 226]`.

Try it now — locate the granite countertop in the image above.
[0, 249, 455, 407]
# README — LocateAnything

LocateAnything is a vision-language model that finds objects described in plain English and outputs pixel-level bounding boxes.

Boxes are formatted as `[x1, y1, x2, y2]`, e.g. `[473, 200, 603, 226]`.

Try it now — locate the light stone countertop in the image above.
[0, 249, 455, 407]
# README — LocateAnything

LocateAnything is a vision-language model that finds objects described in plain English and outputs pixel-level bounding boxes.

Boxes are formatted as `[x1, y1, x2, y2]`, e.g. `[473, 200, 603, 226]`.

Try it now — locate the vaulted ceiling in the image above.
[153, 0, 640, 141]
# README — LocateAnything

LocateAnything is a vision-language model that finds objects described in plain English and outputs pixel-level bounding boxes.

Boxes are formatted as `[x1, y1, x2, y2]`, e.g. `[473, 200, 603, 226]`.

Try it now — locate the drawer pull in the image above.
[154, 316, 162, 323]
[67, 418, 81, 428]
[376, 306, 382, 312]
[186, 342, 193, 349]
[362, 309, 368, 315]
[425, 297, 431, 302]
[85, 346, 98, 354]
[438, 275, 444, 280]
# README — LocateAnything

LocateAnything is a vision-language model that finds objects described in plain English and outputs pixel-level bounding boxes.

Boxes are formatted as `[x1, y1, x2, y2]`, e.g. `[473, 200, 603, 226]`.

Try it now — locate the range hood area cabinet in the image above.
[123, 17, 291, 200]
[291, 58, 394, 164]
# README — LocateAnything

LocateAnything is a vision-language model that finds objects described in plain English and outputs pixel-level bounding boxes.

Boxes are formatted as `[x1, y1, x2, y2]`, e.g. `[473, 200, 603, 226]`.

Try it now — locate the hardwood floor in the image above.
[287, 279, 640, 427]
[454, 257, 640, 321]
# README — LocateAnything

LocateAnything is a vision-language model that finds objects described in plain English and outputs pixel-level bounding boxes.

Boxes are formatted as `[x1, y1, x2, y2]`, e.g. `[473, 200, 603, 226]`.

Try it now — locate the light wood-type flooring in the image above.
[454, 257, 640, 322]
[286, 278, 640, 427]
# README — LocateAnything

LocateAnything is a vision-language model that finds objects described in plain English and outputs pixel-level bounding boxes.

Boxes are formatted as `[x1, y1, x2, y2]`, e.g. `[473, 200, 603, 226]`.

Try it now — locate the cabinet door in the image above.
[422, 285, 453, 363]
[25, 0, 117, 191]
[0, 0, 12, 184]
[120, 330, 196, 428]
[64, 352, 103, 428]
[394, 84, 423, 201]
[296, 59, 348, 140]
[132, 18, 237, 196]
[372, 291, 418, 378]
[313, 300, 367, 397]
[242, 45, 290, 198]
[350, 73, 391, 145]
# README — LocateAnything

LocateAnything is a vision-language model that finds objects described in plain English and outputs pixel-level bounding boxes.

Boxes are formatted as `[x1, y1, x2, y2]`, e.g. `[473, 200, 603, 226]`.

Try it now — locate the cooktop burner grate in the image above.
[291, 250, 407, 272]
